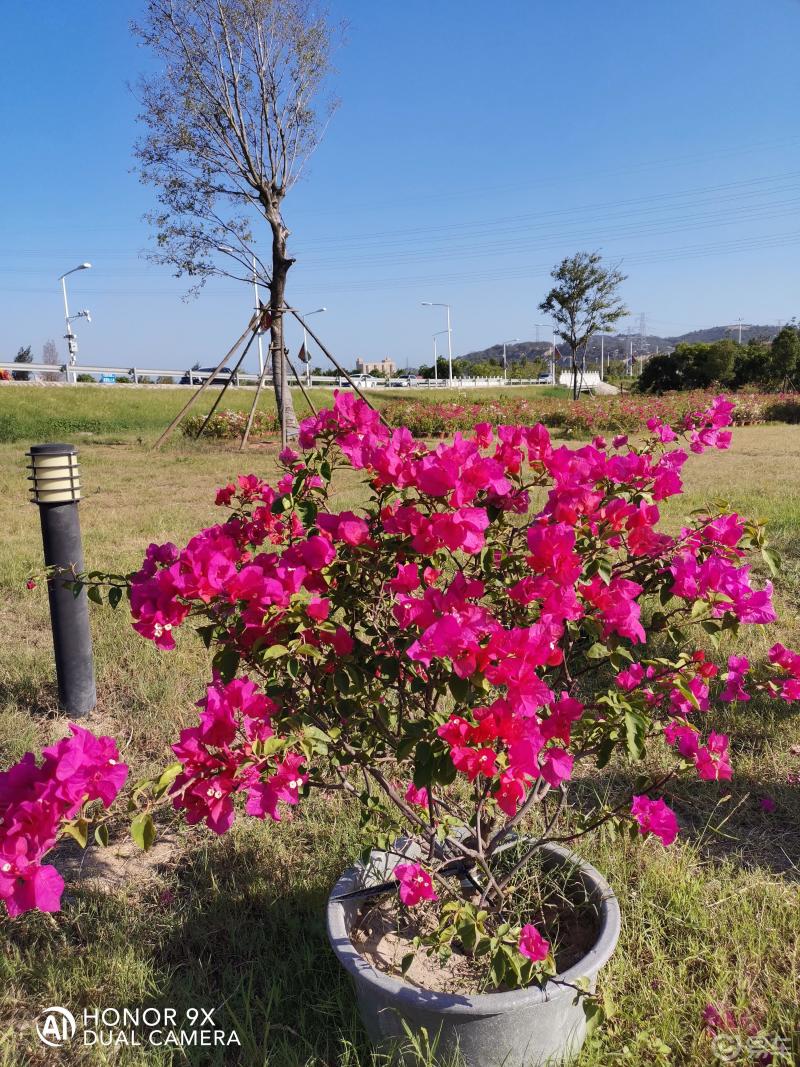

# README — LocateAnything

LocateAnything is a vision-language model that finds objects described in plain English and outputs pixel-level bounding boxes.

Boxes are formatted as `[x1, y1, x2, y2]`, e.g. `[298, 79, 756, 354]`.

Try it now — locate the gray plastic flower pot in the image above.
[326, 842, 620, 1067]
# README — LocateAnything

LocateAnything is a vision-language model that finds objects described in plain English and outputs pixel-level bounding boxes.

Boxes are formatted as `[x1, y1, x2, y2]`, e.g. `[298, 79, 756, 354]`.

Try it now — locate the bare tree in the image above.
[42, 339, 63, 382]
[133, 0, 341, 437]
[539, 252, 627, 400]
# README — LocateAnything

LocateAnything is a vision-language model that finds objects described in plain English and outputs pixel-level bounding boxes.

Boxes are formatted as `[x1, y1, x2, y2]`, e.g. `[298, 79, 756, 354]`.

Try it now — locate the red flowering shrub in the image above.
[10, 392, 800, 992]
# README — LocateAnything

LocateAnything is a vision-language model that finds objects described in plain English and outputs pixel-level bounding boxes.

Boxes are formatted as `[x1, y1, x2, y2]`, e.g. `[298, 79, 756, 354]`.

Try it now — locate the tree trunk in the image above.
[571, 351, 579, 400]
[269, 218, 299, 440]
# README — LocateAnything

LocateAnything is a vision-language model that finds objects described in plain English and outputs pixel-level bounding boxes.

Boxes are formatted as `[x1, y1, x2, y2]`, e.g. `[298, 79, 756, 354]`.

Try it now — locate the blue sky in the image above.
[2, 0, 800, 372]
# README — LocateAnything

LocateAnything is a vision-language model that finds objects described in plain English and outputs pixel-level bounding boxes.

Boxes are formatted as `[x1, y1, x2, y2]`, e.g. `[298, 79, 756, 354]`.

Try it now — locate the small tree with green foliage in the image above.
[732, 339, 771, 389]
[12, 346, 33, 381]
[769, 325, 800, 389]
[538, 252, 627, 400]
[639, 340, 737, 394]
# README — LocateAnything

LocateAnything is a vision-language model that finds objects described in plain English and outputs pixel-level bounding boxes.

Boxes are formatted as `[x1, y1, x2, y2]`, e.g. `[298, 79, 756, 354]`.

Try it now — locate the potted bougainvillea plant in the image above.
[5, 393, 800, 1065]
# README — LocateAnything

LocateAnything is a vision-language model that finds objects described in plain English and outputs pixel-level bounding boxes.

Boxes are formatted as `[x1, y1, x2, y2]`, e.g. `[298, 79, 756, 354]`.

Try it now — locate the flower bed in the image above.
[183, 390, 800, 441]
[388, 390, 800, 437]
[181, 408, 278, 439]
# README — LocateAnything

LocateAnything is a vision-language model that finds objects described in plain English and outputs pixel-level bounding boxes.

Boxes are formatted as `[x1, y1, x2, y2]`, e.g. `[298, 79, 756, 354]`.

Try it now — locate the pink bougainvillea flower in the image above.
[539, 747, 574, 788]
[0, 858, 64, 917]
[694, 733, 732, 781]
[760, 795, 776, 813]
[395, 862, 437, 906]
[518, 924, 550, 962]
[450, 745, 498, 782]
[326, 626, 354, 656]
[404, 782, 429, 808]
[630, 795, 679, 846]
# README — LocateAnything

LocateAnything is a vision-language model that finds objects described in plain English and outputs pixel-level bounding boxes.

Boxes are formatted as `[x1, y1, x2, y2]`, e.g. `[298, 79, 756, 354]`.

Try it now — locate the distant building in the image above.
[355, 357, 396, 376]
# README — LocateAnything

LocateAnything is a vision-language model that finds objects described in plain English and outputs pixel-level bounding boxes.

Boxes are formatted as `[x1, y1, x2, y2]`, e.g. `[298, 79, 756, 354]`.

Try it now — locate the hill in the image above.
[459, 324, 780, 365]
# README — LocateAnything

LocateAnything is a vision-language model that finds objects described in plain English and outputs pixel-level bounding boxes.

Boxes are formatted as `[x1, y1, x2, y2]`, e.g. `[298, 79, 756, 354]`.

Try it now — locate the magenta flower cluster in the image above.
[0, 726, 127, 916]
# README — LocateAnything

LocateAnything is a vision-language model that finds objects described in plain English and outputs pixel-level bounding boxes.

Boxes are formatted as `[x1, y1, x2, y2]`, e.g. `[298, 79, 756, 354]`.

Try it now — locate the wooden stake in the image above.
[286, 351, 317, 416]
[239, 347, 275, 452]
[194, 329, 258, 440]
[153, 315, 258, 449]
[287, 308, 391, 429]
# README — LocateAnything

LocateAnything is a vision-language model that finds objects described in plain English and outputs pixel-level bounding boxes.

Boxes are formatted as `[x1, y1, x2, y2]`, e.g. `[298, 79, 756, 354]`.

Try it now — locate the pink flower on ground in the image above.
[395, 862, 437, 906]
[518, 924, 550, 962]
[630, 795, 679, 846]
[760, 796, 776, 813]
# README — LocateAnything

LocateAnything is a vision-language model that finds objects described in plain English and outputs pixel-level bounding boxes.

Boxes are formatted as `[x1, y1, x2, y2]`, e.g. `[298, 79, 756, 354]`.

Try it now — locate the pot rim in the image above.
[326, 841, 621, 1016]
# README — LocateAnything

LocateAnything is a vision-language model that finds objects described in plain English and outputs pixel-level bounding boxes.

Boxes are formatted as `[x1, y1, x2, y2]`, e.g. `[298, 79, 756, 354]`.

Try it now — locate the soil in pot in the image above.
[351, 847, 602, 995]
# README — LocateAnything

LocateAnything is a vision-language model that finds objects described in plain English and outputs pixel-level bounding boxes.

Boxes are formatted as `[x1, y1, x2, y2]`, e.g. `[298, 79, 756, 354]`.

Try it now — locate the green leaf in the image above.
[582, 999, 606, 1037]
[413, 741, 433, 789]
[263, 643, 290, 660]
[448, 676, 471, 704]
[624, 711, 647, 761]
[761, 546, 781, 576]
[153, 762, 181, 798]
[131, 813, 156, 852]
[196, 624, 216, 649]
[63, 818, 89, 848]
[596, 736, 616, 770]
[94, 823, 110, 847]
[212, 645, 239, 683]
[87, 585, 103, 606]
[334, 669, 351, 694]
[585, 642, 609, 660]
[597, 558, 613, 585]
[108, 586, 123, 609]
[296, 499, 318, 527]
[400, 953, 415, 975]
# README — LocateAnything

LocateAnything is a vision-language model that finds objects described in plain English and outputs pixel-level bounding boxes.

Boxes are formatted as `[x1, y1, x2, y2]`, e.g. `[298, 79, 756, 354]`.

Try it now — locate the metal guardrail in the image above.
[0, 362, 555, 389]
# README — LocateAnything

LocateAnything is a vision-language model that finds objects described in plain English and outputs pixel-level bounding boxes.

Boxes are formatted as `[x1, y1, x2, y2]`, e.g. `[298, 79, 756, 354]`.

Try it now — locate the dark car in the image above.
[179, 366, 236, 385]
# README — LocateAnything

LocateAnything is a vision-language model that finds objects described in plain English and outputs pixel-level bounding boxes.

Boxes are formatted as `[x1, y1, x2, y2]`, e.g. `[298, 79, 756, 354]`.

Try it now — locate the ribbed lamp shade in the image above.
[27, 443, 81, 504]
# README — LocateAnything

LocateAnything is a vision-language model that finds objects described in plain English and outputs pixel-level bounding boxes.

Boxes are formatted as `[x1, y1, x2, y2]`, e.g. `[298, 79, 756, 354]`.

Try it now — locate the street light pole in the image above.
[301, 307, 327, 386]
[432, 329, 448, 388]
[252, 255, 265, 377]
[500, 338, 520, 383]
[533, 322, 557, 385]
[59, 263, 91, 384]
[422, 302, 453, 386]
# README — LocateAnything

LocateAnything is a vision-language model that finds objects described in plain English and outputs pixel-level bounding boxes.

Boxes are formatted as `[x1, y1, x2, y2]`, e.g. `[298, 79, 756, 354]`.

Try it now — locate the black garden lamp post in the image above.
[26, 443, 96, 717]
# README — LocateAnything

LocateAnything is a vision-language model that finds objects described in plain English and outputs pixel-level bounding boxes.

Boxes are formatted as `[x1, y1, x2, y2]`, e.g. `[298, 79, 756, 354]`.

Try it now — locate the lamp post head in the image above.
[26, 443, 81, 504]
[80, 263, 91, 270]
